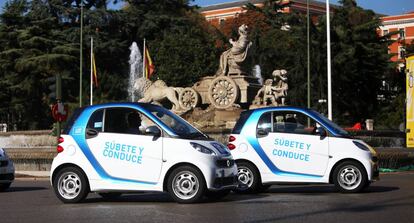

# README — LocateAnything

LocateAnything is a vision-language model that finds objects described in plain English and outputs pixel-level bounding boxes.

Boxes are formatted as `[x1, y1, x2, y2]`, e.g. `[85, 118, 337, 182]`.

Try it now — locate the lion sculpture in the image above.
[136, 78, 181, 111]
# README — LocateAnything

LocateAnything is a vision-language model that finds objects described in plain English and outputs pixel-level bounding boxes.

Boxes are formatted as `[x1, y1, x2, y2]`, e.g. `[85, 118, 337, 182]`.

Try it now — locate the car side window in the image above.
[257, 112, 272, 134]
[272, 111, 320, 135]
[87, 109, 104, 132]
[104, 108, 156, 135]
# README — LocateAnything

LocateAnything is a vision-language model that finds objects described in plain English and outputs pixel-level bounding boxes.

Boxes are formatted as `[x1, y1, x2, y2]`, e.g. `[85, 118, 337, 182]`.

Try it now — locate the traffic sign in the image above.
[52, 102, 68, 122]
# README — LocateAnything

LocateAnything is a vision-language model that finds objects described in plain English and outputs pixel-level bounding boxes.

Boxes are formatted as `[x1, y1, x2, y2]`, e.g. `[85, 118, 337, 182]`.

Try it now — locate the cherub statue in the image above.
[272, 69, 288, 106]
[254, 79, 279, 106]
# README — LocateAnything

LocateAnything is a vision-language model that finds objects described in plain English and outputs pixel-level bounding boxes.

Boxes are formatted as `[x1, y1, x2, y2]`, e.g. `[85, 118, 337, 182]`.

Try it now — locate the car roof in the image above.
[247, 106, 314, 113]
[81, 102, 148, 109]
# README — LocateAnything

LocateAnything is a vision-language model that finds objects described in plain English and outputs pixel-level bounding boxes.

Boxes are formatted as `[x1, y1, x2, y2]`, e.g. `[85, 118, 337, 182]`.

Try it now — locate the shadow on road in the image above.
[2, 186, 47, 193]
[82, 191, 268, 204]
[265, 185, 399, 194]
[363, 185, 400, 193]
[248, 194, 414, 223]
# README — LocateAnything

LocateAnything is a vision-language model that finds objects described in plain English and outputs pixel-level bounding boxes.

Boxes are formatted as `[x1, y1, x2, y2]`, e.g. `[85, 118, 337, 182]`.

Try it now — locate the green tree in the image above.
[319, 0, 394, 125]
[0, 0, 78, 129]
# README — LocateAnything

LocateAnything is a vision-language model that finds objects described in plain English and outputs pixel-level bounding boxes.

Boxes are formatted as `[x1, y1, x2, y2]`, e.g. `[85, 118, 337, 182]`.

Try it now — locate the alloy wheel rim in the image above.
[338, 165, 362, 190]
[237, 167, 254, 190]
[57, 172, 82, 200]
[172, 171, 199, 200]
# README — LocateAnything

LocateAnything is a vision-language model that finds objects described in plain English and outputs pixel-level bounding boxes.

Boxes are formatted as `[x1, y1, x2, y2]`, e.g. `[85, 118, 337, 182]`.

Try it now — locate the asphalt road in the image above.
[0, 172, 413, 223]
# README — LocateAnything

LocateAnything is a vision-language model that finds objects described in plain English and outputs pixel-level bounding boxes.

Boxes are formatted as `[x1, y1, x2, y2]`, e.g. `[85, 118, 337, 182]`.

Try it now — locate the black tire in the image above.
[234, 161, 263, 194]
[0, 183, 11, 192]
[333, 161, 367, 193]
[53, 166, 90, 203]
[167, 165, 206, 204]
[205, 189, 231, 201]
[259, 184, 271, 192]
[98, 192, 122, 199]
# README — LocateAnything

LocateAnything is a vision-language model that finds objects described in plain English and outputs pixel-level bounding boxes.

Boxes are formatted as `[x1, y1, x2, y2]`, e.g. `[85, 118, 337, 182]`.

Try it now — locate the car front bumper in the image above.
[208, 158, 238, 191]
[0, 159, 15, 183]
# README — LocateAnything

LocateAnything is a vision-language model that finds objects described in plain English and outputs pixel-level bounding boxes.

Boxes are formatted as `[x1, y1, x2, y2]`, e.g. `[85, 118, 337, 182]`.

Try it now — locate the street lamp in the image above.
[79, 1, 84, 107]
[326, 0, 332, 120]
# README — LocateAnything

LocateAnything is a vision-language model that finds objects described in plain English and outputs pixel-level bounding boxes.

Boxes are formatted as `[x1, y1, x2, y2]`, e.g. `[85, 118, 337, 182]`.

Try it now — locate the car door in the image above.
[85, 107, 163, 183]
[256, 111, 329, 177]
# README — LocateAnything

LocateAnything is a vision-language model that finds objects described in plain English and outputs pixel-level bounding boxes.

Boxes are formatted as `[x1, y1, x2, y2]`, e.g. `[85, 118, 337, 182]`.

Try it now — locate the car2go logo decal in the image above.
[273, 138, 311, 162]
[103, 141, 144, 164]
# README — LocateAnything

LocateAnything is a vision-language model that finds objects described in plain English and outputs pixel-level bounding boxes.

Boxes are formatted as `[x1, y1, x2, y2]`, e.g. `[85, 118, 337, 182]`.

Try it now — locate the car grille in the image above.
[0, 173, 14, 181]
[216, 159, 235, 168]
[0, 160, 8, 167]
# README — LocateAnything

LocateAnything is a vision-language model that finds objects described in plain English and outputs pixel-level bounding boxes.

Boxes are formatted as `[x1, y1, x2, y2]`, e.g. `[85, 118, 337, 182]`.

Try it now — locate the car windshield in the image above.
[308, 110, 349, 136]
[140, 104, 208, 139]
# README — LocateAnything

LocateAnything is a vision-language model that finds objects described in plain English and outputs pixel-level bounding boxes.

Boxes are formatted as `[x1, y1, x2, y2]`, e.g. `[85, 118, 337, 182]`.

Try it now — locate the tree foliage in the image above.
[0, 0, 399, 130]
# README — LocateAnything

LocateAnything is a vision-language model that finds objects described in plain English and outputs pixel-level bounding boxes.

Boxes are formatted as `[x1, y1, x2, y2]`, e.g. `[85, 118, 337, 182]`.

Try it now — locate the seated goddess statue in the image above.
[216, 24, 252, 76]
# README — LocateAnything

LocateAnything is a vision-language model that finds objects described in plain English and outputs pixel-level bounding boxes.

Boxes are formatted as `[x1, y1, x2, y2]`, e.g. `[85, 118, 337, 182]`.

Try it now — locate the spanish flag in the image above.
[92, 53, 98, 87]
[144, 47, 155, 79]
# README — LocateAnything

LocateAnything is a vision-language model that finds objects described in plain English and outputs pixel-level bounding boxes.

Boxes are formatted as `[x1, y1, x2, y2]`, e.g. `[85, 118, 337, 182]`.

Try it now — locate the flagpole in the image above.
[90, 37, 93, 105]
[143, 38, 146, 79]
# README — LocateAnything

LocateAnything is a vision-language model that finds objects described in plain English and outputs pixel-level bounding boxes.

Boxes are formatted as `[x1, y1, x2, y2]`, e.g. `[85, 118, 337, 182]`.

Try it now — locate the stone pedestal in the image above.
[182, 106, 243, 129]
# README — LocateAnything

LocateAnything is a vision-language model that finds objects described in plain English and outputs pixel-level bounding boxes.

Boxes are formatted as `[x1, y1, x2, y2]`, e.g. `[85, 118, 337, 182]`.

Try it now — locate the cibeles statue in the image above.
[216, 24, 252, 76]
[249, 69, 289, 109]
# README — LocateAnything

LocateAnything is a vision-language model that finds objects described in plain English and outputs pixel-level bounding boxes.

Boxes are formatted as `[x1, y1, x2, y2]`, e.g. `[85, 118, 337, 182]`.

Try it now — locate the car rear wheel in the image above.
[53, 167, 89, 203]
[235, 161, 264, 194]
[333, 161, 367, 193]
[0, 183, 11, 192]
[167, 166, 206, 204]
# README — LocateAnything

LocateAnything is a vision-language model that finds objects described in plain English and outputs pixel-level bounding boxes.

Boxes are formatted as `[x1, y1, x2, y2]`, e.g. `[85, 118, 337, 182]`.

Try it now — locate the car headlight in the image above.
[190, 142, 216, 156]
[210, 142, 231, 155]
[353, 141, 370, 151]
[0, 148, 8, 158]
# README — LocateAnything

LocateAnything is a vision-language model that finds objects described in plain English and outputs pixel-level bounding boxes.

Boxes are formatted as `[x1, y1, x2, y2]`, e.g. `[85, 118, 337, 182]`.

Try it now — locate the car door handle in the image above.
[86, 128, 99, 138]
[257, 129, 269, 137]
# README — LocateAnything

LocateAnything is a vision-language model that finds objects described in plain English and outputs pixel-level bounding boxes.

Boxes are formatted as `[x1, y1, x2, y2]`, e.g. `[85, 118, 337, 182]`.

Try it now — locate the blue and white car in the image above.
[228, 107, 379, 193]
[51, 103, 237, 204]
[0, 147, 15, 191]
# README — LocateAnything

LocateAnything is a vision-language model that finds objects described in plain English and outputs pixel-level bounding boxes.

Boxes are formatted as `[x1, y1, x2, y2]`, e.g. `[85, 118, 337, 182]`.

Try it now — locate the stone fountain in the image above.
[132, 24, 289, 129]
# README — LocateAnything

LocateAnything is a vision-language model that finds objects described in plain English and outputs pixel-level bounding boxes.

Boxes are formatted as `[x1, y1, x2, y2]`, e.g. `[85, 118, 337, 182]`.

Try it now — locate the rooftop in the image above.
[199, 0, 331, 12]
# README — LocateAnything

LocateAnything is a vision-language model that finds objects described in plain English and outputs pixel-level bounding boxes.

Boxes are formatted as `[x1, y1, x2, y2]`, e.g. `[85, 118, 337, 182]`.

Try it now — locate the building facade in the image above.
[380, 12, 414, 65]
[199, 0, 331, 27]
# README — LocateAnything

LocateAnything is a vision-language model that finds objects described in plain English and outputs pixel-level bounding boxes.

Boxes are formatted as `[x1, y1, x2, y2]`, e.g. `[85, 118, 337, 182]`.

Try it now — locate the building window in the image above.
[383, 29, 389, 36]
[398, 46, 406, 59]
[399, 28, 405, 39]
[219, 18, 226, 26]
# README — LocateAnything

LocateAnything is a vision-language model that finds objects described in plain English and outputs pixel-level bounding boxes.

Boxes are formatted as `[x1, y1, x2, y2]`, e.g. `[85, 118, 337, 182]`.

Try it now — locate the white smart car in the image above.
[228, 107, 379, 193]
[51, 103, 237, 203]
[0, 147, 15, 191]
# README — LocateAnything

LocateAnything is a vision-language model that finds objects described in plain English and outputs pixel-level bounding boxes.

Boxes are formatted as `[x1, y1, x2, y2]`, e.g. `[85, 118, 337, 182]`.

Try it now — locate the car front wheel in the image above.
[167, 166, 206, 204]
[333, 161, 367, 193]
[0, 183, 11, 192]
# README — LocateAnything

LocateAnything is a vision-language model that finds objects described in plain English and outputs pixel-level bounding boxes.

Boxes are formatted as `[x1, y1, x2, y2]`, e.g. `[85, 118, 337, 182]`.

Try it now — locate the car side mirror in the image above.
[257, 129, 269, 137]
[145, 126, 161, 138]
[317, 127, 327, 139]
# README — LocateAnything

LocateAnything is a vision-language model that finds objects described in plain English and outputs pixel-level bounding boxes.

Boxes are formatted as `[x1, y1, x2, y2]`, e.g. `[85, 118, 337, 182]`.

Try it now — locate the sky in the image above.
[0, 0, 412, 16]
